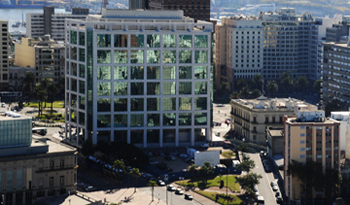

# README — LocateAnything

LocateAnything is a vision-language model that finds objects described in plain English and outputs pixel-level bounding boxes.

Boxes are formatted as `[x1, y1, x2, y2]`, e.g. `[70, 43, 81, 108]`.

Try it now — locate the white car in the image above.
[1, 103, 5, 107]
[272, 185, 278, 192]
[270, 181, 277, 187]
[175, 188, 184, 195]
[158, 180, 165, 186]
[167, 185, 176, 191]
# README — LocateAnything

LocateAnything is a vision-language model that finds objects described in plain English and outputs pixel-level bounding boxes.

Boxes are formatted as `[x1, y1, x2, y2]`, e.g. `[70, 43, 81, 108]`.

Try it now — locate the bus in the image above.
[256, 196, 265, 205]
[32, 127, 47, 136]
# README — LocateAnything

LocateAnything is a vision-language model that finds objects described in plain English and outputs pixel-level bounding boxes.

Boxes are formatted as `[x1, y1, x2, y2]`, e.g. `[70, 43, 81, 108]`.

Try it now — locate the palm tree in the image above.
[231, 91, 239, 99]
[47, 83, 58, 114]
[147, 180, 157, 201]
[239, 87, 250, 99]
[297, 76, 309, 101]
[280, 72, 294, 97]
[250, 89, 261, 99]
[266, 80, 278, 97]
[252, 74, 263, 91]
[220, 82, 230, 96]
[40, 78, 50, 108]
[22, 72, 35, 104]
[200, 162, 214, 185]
[34, 85, 47, 118]
[236, 79, 247, 91]
[113, 159, 126, 180]
[186, 164, 198, 180]
[129, 168, 141, 192]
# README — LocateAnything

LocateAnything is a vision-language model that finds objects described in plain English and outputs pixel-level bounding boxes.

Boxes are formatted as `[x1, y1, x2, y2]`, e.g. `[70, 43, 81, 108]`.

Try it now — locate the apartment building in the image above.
[330, 111, 350, 159]
[0, 20, 9, 91]
[284, 105, 340, 201]
[14, 36, 64, 83]
[0, 112, 77, 205]
[231, 96, 313, 144]
[322, 41, 350, 104]
[26, 7, 88, 41]
[64, 9, 213, 147]
[214, 16, 263, 90]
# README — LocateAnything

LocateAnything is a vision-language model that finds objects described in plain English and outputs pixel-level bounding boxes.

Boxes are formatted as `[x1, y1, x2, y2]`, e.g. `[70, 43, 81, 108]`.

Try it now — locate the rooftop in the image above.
[267, 127, 283, 137]
[0, 112, 31, 120]
[100, 9, 184, 19]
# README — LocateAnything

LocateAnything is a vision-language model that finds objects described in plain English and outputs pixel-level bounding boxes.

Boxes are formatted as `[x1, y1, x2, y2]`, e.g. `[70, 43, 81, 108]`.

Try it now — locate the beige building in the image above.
[266, 126, 284, 159]
[231, 96, 313, 144]
[284, 105, 340, 201]
[0, 113, 77, 205]
[0, 20, 9, 91]
[15, 36, 64, 84]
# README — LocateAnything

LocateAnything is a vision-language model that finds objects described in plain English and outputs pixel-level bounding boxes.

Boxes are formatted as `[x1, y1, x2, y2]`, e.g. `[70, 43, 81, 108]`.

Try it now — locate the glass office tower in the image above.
[65, 9, 213, 147]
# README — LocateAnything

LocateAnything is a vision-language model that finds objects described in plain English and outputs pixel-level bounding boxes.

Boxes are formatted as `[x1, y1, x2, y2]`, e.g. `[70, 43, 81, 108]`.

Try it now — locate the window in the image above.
[300, 126, 305, 129]
[50, 160, 54, 169]
[300, 148, 305, 151]
[49, 177, 54, 186]
[300, 155, 305, 158]
[300, 133, 305, 137]
[265, 117, 269, 123]
[300, 140, 305, 144]
[253, 117, 257, 123]
[60, 176, 64, 186]
[60, 160, 64, 168]
[272, 117, 275, 123]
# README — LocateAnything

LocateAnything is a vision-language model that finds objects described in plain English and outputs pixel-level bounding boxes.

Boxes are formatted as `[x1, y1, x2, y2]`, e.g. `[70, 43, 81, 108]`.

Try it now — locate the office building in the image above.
[148, 0, 210, 22]
[14, 36, 65, 83]
[0, 20, 9, 91]
[214, 16, 263, 89]
[26, 7, 89, 41]
[64, 9, 213, 147]
[231, 96, 313, 144]
[0, 112, 77, 205]
[330, 111, 350, 159]
[129, 0, 147, 9]
[326, 22, 350, 43]
[284, 106, 340, 201]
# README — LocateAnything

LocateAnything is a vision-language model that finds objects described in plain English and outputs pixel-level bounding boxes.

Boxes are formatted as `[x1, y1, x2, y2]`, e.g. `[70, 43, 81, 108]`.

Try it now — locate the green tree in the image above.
[129, 168, 141, 192]
[252, 74, 263, 91]
[237, 79, 247, 91]
[22, 72, 35, 104]
[113, 159, 126, 180]
[231, 91, 239, 99]
[313, 79, 322, 95]
[47, 83, 58, 114]
[297, 76, 309, 100]
[325, 99, 347, 116]
[266, 80, 278, 97]
[239, 87, 250, 99]
[280, 72, 294, 97]
[81, 138, 94, 157]
[250, 89, 261, 99]
[238, 172, 262, 197]
[147, 180, 157, 201]
[200, 162, 214, 185]
[220, 82, 231, 96]
[236, 160, 255, 173]
[235, 143, 249, 153]
[40, 78, 50, 108]
[186, 164, 198, 179]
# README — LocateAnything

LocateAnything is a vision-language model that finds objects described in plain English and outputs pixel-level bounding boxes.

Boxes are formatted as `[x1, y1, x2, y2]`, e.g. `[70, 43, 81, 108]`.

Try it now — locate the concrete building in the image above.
[284, 105, 340, 201]
[231, 96, 314, 144]
[330, 111, 350, 159]
[14, 36, 65, 83]
[266, 126, 283, 158]
[26, 7, 88, 42]
[326, 22, 350, 43]
[0, 20, 9, 91]
[214, 16, 263, 90]
[129, 0, 146, 9]
[322, 41, 350, 104]
[148, 0, 210, 22]
[0, 112, 77, 205]
[64, 9, 213, 147]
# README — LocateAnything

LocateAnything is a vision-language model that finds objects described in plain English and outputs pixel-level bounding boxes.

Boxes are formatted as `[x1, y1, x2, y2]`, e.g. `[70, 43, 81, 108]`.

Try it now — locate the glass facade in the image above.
[0, 118, 32, 148]
[97, 34, 111, 47]
[114, 50, 127, 64]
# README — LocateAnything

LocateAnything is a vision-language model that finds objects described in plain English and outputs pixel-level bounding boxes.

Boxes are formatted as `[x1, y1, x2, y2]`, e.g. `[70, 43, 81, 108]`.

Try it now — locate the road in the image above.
[140, 186, 198, 205]
[249, 153, 279, 205]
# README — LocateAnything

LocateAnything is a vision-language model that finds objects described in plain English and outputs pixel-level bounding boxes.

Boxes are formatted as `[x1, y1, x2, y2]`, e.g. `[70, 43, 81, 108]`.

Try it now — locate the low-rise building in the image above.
[266, 126, 284, 158]
[8, 65, 35, 91]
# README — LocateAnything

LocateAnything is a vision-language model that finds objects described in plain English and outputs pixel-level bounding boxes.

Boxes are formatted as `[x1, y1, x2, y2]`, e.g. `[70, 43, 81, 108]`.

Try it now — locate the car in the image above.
[170, 155, 176, 160]
[184, 194, 193, 200]
[263, 159, 269, 166]
[260, 151, 265, 157]
[167, 185, 176, 191]
[264, 165, 271, 172]
[275, 192, 280, 197]
[272, 185, 278, 192]
[1, 102, 5, 107]
[271, 181, 277, 187]
[84, 185, 97, 192]
[175, 188, 184, 195]
[225, 119, 231, 124]
[276, 197, 283, 204]
[158, 180, 165, 186]
[200, 143, 209, 148]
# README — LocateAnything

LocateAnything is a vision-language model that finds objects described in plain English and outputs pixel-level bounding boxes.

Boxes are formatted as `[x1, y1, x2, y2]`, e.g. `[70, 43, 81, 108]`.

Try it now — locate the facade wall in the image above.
[14, 39, 36, 68]
[0, 20, 9, 91]
[0, 117, 32, 148]
[26, 13, 44, 39]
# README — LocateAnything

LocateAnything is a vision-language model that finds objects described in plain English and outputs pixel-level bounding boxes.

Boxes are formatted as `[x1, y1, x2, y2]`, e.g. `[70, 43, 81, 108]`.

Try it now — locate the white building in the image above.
[330, 111, 350, 159]
[64, 9, 213, 147]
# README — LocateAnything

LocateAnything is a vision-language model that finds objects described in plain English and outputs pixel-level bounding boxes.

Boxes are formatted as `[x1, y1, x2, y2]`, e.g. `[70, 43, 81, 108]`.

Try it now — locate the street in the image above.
[140, 186, 199, 205]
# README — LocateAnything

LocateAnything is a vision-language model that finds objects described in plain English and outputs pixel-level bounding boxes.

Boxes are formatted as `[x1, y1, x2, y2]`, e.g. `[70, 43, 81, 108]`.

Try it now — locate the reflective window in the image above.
[147, 82, 160, 95]
[131, 83, 144, 95]
[147, 98, 160, 111]
[130, 130, 143, 144]
[70, 109, 77, 122]
[114, 66, 127, 80]
[79, 112, 85, 125]
[66, 77, 69, 90]
[195, 112, 207, 125]
[97, 82, 111, 96]
[114, 130, 127, 142]
[114, 98, 127, 111]
[130, 50, 144, 64]
[131, 34, 144, 47]
[195, 97, 207, 110]
[71, 63, 77, 76]
[79, 32, 85, 46]
[79, 80, 85, 94]
[71, 94, 77, 107]
[179, 113, 192, 126]
[71, 46, 77, 60]
[179, 66, 191, 79]
[114, 50, 127, 64]
[195, 50, 208, 63]
[195, 128, 206, 142]
[163, 34, 176, 48]
[179, 129, 191, 142]
[163, 114, 176, 126]
[195, 81, 207, 94]
[163, 82, 176, 95]
[179, 82, 192, 95]
[79, 64, 85, 78]
[79, 96, 85, 110]
[114, 82, 127, 95]
[163, 50, 176, 63]
[97, 66, 111, 80]
[194, 66, 207, 79]
[147, 35, 160, 47]
[114, 114, 127, 127]
[179, 50, 192, 63]
[163, 66, 176, 79]
[163, 129, 175, 143]
[147, 66, 160, 79]
[195, 35, 208, 48]
[131, 66, 144, 79]
[147, 114, 160, 127]
[97, 34, 111, 47]
[114, 34, 127, 47]
[97, 98, 111, 112]
[179, 97, 191, 110]
[97, 115, 111, 127]
[131, 98, 144, 111]
[97, 50, 111, 64]
[79, 48, 85, 62]
[71, 30, 77, 44]
[179, 35, 192, 48]
[130, 114, 143, 127]
[71, 79, 77, 92]
[147, 50, 160, 63]
[163, 97, 176, 111]
[147, 130, 160, 143]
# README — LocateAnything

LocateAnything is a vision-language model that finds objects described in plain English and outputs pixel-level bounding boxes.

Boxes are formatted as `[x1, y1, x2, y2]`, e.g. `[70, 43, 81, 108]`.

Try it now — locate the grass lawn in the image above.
[25, 101, 64, 108]
[176, 175, 240, 192]
[195, 190, 242, 205]
[222, 151, 235, 159]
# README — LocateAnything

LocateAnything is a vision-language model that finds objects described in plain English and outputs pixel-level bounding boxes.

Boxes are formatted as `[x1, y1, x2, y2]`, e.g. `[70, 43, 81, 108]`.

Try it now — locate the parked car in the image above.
[158, 180, 165, 186]
[179, 154, 188, 158]
[167, 185, 176, 191]
[175, 188, 184, 195]
[225, 119, 231, 124]
[264, 165, 271, 172]
[184, 194, 193, 200]
[149, 158, 159, 165]
[84, 185, 97, 192]
[271, 181, 277, 187]
[200, 143, 209, 148]
[272, 185, 278, 192]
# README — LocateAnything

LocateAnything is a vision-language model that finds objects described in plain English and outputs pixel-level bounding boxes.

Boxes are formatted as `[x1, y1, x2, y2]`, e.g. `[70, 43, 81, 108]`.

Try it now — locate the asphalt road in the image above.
[249, 153, 279, 205]
[140, 186, 198, 205]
